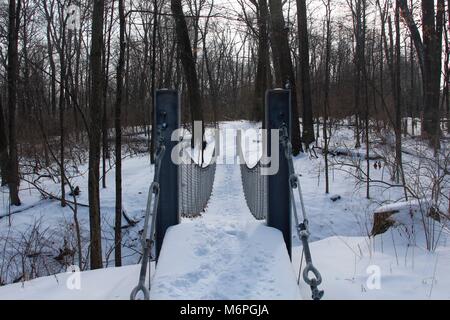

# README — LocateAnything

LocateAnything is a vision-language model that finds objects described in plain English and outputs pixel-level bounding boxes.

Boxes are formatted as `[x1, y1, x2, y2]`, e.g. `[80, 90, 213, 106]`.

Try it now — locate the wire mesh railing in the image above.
[179, 156, 216, 217]
[240, 162, 267, 220]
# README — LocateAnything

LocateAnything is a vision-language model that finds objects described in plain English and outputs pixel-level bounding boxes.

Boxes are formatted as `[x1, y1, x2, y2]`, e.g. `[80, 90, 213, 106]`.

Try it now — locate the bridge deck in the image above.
[150, 164, 301, 300]
[150, 222, 301, 299]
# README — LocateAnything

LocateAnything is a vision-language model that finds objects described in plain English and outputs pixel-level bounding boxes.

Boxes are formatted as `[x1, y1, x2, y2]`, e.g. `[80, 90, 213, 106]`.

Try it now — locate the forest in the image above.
[0, 0, 448, 296]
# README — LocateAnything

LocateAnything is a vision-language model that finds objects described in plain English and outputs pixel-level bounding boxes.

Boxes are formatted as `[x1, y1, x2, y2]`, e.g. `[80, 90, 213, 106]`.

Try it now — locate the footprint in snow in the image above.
[194, 247, 209, 256]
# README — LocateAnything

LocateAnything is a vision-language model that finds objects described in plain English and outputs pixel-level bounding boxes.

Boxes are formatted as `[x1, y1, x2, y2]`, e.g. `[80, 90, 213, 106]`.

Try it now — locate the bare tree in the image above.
[347, 0, 366, 149]
[88, 0, 105, 269]
[42, 0, 57, 117]
[251, 0, 271, 124]
[150, 0, 159, 163]
[115, 0, 126, 267]
[394, 0, 406, 192]
[171, 0, 204, 150]
[0, 96, 8, 185]
[322, 0, 331, 194]
[398, 0, 445, 148]
[7, 0, 21, 206]
[297, 0, 315, 147]
[268, 0, 302, 154]
[58, 2, 67, 207]
[443, 0, 450, 134]
[102, 0, 115, 189]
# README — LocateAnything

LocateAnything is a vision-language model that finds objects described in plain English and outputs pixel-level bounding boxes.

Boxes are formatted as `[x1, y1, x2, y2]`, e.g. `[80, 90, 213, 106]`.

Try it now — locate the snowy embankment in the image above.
[0, 264, 140, 300]
[297, 235, 450, 299]
[0, 121, 449, 299]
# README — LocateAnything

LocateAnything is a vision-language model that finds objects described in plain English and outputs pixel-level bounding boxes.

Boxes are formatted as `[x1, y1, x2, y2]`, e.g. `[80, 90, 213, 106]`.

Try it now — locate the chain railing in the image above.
[130, 132, 166, 300]
[240, 162, 267, 220]
[279, 125, 324, 300]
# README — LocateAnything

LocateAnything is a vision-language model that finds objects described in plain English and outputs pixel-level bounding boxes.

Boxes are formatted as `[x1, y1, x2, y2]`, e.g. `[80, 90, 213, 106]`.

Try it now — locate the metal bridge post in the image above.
[265, 89, 292, 258]
[154, 89, 180, 259]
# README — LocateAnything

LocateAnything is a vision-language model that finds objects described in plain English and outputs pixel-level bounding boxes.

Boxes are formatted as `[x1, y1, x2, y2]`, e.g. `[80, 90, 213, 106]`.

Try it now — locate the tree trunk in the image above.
[59, 10, 66, 207]
[43, 0, 56, 117]
[102, 1, 114, 189]
[254, 0, 270, 124]
[124, 16, 131, 125]
[115, 0, 126, 267]
[200, 3, 217, 125]
[297, 0, 315, 146]
[171, 0, 203, 150]
[150, 0, 158, 163]
[387, 12, 397, 180]
[323, 0, 331, 194]
[409, 1, 416, 135]
[395, 0, 408, 199]
[7, 0, 21, 206]
[351, 0, 365, 149]
[361, 0, 370, 199]
[422, 0, 443, 149]
[88, 0, 105, 270]
[394, 1, 402, 184]
[447, 0, 450, 133]
[398, 0, 444, 148]
[268, 0, 302, 154]
[0, 96, 8, 186]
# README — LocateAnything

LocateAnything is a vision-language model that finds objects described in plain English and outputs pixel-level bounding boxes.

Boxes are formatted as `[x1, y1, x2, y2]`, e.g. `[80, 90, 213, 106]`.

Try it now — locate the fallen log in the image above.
[316, 146, 383, 160]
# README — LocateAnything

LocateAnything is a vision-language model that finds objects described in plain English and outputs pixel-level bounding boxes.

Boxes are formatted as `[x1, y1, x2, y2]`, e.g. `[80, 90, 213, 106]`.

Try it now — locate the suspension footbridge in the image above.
[151, 164, 301, 299]
[130, 89, 323, 300]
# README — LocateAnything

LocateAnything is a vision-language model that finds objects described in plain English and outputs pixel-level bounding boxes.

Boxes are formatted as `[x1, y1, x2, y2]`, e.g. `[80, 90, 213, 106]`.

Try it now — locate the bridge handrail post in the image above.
[154, 89, 180, 259]
[265, 89, 292, 258]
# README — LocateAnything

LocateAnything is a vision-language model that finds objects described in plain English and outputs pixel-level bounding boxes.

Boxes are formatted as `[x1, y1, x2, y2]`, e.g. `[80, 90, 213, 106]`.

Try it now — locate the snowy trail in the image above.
[150, 164, 302, 300]
[202, 163, 254, 222]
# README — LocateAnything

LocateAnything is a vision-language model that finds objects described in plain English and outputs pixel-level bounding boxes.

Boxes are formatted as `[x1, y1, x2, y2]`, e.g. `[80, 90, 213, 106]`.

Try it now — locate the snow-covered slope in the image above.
[0, 264, 142, 300]
[294, 235, 450, 300]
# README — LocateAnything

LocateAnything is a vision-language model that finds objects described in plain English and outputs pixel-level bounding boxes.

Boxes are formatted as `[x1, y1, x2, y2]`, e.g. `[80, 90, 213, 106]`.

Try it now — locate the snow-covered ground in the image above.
[151, 163, 300, 300]
[0, 264, 141, 299]
[0, 121, 448, 299]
